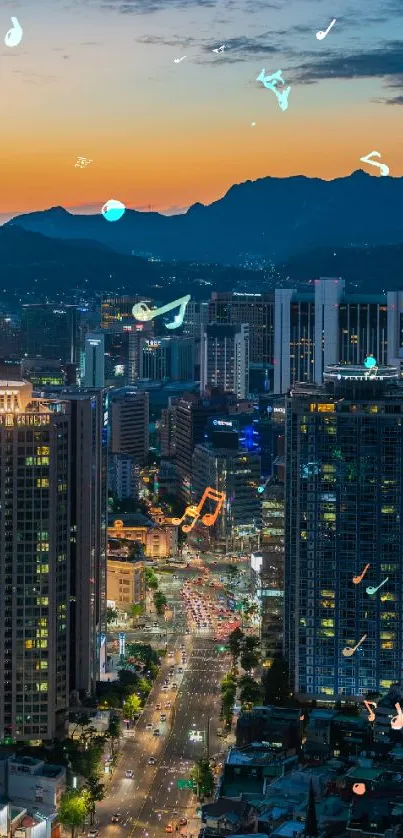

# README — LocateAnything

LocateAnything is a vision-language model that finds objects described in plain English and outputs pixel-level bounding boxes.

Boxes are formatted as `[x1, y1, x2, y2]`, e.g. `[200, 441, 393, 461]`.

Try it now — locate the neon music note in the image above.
[132, 295, 190, 330]
[360, 151, 390, 177]
[391, 702, 403, 730]
[172, 487, 226, 533]
[366, 577, 388, 596]
[258, 477, 270, 494]
[353, 563, 370, 585]
[316, 18, 336, 40]
[363, 700, 376, 722]
[342, 634, 367, 658]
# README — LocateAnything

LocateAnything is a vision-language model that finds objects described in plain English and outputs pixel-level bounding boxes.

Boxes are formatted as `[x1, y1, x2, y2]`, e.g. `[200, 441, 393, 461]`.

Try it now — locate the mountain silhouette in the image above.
[6, 171, 403, 266]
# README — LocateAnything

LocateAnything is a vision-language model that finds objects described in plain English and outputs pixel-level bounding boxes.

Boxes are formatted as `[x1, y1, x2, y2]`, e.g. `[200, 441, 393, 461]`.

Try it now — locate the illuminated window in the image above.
[321, 600, 335, 609]
[319, 687, 333, 695]
[37, 640, 48, 649]
[40, 661, 48, 670]
[321, 590, 335, 597]
[38, 565, 49, 574]
[37, 447, 49, 456]
[381, 642, 394, 649]
[381, 506, 395, 514]
[25, 457, 34, 466]
[320, 629, 335, 637]
[317, 404, 335, 413]
[36, 478, 49, 488]
[321, 619, 334, 627]
[380, 632, 395, 640]
[36, 683, 48, 692]
[309, 404, 317, 412]
[380, 680, 393, 688]
[323, 513, 336, 521]
[36, 597, 49, 606]
[24, 640, 33, 650]
[381, 612, 397, 620]
[381, 593, 396, 602]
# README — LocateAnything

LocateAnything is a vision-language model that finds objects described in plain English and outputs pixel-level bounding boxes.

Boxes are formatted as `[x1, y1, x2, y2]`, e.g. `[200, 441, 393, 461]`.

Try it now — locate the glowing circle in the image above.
[364, 355, 377, 369]
[102, 199, 126, 222]
[353, 783, 366, 796]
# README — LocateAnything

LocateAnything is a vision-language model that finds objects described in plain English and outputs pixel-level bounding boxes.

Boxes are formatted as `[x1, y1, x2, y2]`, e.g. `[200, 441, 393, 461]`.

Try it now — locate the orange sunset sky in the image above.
[1, 0, 402, 222]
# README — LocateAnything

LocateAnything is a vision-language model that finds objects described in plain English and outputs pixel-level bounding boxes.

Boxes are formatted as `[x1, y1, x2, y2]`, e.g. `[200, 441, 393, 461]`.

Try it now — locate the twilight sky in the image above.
[1, 0, 402, 221]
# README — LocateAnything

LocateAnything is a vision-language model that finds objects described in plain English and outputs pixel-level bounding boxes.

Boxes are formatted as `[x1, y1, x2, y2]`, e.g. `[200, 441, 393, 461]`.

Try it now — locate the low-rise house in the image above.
[7, 756, 66, 809]
[220, 746, 298, 799]
[236, 707, 301, 752]
[201, 799, 259, 835]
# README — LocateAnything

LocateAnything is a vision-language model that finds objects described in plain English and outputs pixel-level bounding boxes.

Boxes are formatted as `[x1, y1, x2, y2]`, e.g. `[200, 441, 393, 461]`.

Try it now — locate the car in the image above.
[171, 682, 178, 689]
[156, 703, 162, 710]
[178, 667, 183, 673]
[168, 651, 174, 658]
[162, 684, 169, 691]
[125, 769, 134, 778]
[179, 818, 188, 826]
[111, 814, 121, 823]
[148, 756, 157, 765]
[146, 722, 153, 730]
[153, 728, 160, 735]
[165, 825, 173, 834]
[165, 701, 172, 708]
[88, 831, 99, 837]
[185, 628, 190, 634]
[160, 713, 166, 721]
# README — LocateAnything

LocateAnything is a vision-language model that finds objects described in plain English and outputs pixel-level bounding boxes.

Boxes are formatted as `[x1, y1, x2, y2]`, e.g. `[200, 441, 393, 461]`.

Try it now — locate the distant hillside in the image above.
[277, 244, 403, 293]
[6, 170, 403, 267]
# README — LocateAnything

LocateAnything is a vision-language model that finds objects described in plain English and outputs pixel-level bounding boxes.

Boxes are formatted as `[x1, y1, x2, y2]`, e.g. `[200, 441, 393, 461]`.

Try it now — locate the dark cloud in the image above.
[100, 0, 215, 13]
[291, 41, 403, 104]
[383, 95, 403, 105]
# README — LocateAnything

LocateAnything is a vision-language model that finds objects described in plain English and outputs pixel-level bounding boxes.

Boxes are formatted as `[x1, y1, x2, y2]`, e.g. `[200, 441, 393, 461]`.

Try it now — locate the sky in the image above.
[1, 0, 402, 221]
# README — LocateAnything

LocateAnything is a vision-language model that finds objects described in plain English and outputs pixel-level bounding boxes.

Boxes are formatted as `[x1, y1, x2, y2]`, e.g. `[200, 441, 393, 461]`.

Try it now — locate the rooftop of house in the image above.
[203, 799, 256, 819]
[270, 820, 304, 838]
[227, 746, 292, 766]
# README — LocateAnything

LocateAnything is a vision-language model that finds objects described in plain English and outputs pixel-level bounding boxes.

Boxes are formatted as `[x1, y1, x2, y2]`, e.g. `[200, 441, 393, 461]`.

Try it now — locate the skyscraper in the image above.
[110, 388, 149, 466]
[22, 304, 80, 364]
[284, 363, 403, 699]
[0, 380, 70, 741]
[84, 332, 105, 388]
[43, 386, 108, 696]
[208, 292, 274, 365]
[201, 323, 249, 399]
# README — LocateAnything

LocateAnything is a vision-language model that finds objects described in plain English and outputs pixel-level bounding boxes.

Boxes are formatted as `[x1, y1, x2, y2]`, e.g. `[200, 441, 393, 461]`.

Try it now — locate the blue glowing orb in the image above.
[101, 199, 126, 223]
[364, 355, 377, 369]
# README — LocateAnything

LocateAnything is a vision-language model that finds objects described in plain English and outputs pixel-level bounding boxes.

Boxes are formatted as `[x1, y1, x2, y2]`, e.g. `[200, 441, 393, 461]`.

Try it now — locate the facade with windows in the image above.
[0, 380, 70, 741]
[285, 364, 403, 699]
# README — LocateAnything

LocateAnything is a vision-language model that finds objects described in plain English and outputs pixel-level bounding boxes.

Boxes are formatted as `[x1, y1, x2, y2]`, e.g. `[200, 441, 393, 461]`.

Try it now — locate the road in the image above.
[98, 563, 232, 838]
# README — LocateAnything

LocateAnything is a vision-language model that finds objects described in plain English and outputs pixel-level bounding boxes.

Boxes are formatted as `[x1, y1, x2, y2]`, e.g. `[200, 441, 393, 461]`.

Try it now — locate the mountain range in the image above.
[6, 170, 403, 267]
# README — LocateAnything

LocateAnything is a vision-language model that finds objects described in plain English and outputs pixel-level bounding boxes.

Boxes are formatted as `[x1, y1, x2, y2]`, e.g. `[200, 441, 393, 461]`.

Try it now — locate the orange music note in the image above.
[363, 700, 376, 722]
[172, 487, 226, 533]
[391, 702, 403, 730]
[353, 563, 370, 585]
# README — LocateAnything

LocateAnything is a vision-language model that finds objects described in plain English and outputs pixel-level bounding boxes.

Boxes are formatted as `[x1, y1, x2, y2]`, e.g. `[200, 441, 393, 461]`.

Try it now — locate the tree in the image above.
[191, 757, 214, 800]
[304, 779, 318, 838]
[107, 607, 118, 624]
[85, 777, 105, 826]
[58, 790, 89, 838]
[145, 568, 159, 591]
[107, 715, 121, 754]
[130, 603, 144, 623]
[228, 627, 244, 664]
[153, 591, 167, 615]
[122, 693, 142, 721]
[240, 648, 260, 672]
[262, 652, 292, 706]
[238, 674, 262, 707]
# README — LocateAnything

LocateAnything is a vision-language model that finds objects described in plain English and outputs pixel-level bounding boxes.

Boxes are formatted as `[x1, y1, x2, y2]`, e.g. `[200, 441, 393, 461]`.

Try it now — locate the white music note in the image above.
[5, 16, 23, 47]
[213, 45, 226, 53]
[360, 151, 390, 177]
[132, 295, 191, 330]
[316, 18, 336, 40]
[174, 56, 186, 63]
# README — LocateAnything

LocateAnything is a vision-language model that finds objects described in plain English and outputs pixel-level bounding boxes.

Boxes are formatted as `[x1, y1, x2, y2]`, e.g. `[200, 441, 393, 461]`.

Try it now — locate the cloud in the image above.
[291, 41, 403, 102]
[100, 0, 215, 13]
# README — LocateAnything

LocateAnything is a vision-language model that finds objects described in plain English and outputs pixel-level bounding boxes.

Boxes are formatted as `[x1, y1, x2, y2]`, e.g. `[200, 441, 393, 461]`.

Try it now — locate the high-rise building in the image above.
[108, 453, 139, 501]
[273, 281, 389, 393]
[208, 292, 274, 365]
[43, 386, 108, 696]
[191, 440, 261, 551]
[201, 323, 249, 399]
[0, 380, 70, 741]
[21, 358, 76, 387]
[84, 332, 105, 387]
[174, 390, 236, 500]
[110, 389, 149, 466]
[139, 337, 194, 382]
[284, 363, 403, 699]
[22, 304, 80, 364]
[160, 401, 177, 459]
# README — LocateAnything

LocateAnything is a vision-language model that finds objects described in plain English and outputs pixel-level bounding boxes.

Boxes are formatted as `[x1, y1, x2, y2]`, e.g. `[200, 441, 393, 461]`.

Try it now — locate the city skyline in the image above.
[1, 0, 402, 223]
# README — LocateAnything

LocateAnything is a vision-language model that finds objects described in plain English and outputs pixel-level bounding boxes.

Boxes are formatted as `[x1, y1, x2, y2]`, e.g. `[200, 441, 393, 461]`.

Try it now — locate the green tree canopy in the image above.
[191, 757, 214, 799]
[228, 627, 244, 663]
[122, 693, 142, 720]
[85, 777, 105, 825]
[145, 568, 159, 590]
[107, 607, 119, 624]
[153, 591, 167, 614]
[238, 674, 262, 706]
[58, 790, 89, 838]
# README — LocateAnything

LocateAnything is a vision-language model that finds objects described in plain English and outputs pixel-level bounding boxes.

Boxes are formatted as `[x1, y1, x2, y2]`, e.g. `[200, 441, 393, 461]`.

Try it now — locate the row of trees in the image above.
[228, 627, 260, 671]
[144, 567, 168, 614]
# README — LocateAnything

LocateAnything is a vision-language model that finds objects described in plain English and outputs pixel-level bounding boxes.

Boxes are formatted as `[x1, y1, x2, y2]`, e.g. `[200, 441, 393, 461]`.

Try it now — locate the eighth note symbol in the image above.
[172, 487, 226, 533]
[132, 295, 190, 330]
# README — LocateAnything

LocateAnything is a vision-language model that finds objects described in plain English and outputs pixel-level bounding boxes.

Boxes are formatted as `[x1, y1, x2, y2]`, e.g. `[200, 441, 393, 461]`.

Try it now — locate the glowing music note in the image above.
[5, 16, 23, 47]
[353, 783, 366, 796]
[342, 634, 367, 658]
[316, 18, 336, 40]
[213, 44, 226, 53]
[256, 69, 291, 111]
[174, 56, 186, 63]
[258, 477, 270, 494]
[172, 487, 226, 533]
[132, 295, 190, 330]
[360, 151, 390, 178]
[391, 703, 403, 730]
[363, 700, 376, 722]
[353, 563, 370, 585]
[366, 577, 388, 596]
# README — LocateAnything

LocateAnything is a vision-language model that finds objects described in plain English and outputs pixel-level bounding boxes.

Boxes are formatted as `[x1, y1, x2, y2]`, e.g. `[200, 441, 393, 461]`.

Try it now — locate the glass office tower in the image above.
[285, 363, 403, 699]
